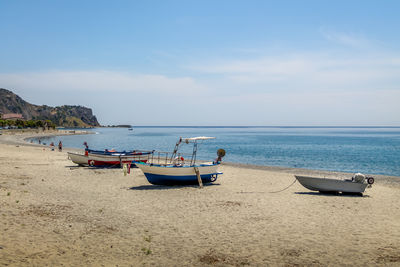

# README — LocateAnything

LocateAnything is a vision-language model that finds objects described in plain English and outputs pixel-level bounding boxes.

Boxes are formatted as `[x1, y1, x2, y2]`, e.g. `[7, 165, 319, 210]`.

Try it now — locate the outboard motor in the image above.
[214, 149, 226, 163]
[353, 173, 366, 183]
[352, 173, 375, 186]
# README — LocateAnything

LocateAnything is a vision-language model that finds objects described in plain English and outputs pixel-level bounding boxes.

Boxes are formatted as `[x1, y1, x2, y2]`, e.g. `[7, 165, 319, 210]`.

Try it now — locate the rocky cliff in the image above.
[0, 88, 100, 127]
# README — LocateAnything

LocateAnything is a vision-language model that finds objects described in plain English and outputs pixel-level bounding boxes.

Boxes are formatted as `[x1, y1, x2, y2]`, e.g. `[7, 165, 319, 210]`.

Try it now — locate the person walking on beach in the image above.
[58, 141, 62, 152]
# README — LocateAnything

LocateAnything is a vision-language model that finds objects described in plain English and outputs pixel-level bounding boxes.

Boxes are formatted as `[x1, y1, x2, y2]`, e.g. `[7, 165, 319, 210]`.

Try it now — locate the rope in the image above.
[267, 179, 297, 193]
[236, 178, 297, 194]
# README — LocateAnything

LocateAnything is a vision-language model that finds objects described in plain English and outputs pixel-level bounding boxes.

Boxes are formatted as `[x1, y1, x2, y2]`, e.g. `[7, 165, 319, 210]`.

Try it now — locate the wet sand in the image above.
[1, 132, 400, 266]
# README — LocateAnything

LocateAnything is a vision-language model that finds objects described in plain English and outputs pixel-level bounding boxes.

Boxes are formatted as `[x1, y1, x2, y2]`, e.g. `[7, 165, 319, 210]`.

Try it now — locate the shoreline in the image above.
[0, 128, 94, 147]
[1, 129, 399, 186]
[223, 162, 400, 186]
[1, 129, 399, 183]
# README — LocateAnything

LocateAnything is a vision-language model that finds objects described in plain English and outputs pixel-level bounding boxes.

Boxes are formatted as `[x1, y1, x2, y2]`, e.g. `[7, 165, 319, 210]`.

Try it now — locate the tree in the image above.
[15, 119, 25, 128]
[35, 120, 43, 128]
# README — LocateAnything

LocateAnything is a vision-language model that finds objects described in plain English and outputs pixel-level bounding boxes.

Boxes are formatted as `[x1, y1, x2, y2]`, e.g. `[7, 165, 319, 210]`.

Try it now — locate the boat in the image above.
[295, 173, 374, 194]
[67, 152, 89, 166]
[68, 149, 153, 167]
[136, 136, 225, 186]
[86, 151, 152, 167]
[82, 142, 136, 155]
[86, 148, 138, 155]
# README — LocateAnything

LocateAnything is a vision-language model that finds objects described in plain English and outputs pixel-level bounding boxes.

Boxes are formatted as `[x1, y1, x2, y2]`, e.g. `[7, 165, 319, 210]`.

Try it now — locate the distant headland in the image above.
[0, 88, 100, 128]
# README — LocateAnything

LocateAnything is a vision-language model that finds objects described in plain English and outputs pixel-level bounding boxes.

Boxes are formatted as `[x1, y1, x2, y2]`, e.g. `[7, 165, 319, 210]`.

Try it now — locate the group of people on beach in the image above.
[45, 140, 63, 151]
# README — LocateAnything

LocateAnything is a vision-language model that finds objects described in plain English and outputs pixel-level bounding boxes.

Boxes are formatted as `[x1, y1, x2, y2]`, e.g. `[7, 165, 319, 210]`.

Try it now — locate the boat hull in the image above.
[68, 152, 149, 167]
[295, 175, 368, 193]
[136, 162, 221, 185]
[87, 153, 148, 167]
[67, 152, 89, 166]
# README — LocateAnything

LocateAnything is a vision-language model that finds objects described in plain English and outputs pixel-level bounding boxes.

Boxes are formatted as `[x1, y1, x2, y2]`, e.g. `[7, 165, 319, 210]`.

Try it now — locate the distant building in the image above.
[1, 113, 25, 120]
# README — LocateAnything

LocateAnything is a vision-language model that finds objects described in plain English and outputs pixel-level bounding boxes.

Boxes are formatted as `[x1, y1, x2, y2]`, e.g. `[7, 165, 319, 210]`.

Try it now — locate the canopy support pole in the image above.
[194, 167, 203, 188]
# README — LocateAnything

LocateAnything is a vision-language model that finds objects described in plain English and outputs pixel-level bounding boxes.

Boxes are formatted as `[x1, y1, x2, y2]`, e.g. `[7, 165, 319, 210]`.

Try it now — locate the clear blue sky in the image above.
[1, 0, 399, 125]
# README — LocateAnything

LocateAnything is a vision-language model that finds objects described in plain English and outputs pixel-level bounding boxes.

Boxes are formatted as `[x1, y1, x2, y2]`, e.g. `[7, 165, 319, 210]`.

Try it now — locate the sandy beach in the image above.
[1, 132, 400, 266]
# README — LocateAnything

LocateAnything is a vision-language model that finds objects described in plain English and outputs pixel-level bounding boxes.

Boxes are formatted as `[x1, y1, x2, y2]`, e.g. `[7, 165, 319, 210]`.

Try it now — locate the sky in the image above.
[1, 0, 400, 126]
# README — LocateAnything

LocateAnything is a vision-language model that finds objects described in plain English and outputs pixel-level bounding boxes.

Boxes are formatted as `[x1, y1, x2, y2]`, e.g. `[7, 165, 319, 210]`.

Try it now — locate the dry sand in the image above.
[1, 132, 400, 266]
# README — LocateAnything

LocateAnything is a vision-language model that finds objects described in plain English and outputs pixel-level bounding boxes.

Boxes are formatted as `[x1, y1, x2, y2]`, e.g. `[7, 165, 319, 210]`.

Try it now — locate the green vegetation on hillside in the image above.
[0, 119, 56, 129]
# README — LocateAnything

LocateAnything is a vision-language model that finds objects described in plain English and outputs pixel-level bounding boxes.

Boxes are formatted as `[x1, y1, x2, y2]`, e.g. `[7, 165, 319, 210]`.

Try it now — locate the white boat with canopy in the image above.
[136, 136, 225, 186]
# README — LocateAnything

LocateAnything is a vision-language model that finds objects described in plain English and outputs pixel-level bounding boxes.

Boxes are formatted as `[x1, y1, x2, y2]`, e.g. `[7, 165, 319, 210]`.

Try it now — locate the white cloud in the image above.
[188, 53, 400, 93]
[0, 70, 217, 125]
[0, 71, 205, 95]
[1, 46, 400, 125]
[206, 88, 400, 126]
[320, 28, 372, 48]
[181, 45, 400, 125]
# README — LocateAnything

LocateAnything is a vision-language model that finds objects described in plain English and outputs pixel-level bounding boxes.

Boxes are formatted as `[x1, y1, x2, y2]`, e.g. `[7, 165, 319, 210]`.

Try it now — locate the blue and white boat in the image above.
[136, 137, 224, 186]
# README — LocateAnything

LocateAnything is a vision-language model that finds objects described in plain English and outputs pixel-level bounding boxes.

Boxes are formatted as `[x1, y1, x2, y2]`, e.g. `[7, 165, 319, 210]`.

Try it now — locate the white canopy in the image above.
[182, 136, 215, 142]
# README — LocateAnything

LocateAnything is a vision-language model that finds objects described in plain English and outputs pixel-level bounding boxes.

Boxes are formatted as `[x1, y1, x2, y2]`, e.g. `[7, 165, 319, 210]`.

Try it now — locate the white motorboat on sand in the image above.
[295, 173, 374, 194]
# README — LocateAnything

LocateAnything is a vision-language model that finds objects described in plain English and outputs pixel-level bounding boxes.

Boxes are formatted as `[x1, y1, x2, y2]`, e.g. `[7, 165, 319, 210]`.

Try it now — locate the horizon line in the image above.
[101, 125, 400, 128]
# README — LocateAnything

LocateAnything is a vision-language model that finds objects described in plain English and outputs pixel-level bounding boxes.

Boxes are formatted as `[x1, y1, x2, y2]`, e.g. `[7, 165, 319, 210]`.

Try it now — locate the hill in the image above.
[0, 88, 100, 127]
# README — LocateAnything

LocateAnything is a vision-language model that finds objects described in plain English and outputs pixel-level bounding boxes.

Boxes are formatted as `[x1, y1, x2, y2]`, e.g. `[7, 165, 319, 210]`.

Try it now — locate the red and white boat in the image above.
[67, 150, 153, 167]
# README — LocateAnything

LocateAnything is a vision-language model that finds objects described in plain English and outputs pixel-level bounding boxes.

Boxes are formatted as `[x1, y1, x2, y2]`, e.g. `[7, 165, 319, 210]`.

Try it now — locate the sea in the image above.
[33, 126, 400, 177]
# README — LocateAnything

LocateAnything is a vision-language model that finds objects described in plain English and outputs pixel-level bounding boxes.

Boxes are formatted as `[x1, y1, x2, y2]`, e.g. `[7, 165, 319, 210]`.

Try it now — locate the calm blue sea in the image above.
[34, 127, 400, 177]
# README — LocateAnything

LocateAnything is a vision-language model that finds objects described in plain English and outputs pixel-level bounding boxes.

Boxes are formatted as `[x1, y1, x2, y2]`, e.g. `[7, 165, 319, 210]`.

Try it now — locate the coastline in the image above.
[0, 128, 94, 147]
[222, 162, 400, 187]
[1, 130, 399, 183]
